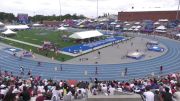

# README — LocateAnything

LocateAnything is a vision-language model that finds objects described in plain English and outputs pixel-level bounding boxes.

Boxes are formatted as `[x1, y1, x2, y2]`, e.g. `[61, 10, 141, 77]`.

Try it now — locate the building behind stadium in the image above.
[118, 10, 180, 21]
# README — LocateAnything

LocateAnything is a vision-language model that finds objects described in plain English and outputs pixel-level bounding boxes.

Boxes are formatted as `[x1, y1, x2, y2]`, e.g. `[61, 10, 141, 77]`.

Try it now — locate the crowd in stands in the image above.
[0, 70, 180, 101]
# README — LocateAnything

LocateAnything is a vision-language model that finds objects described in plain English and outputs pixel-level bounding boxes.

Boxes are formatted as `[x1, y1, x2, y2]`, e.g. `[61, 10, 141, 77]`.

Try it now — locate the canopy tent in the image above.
[123, 28, 128, 31]
[6, 25, 29, 30]
[155, 25, 167, 33]
[176, 34, 180, 37]
[155, 30, 167, 33]
[134, 22, 140, 25]
[57, 26, 67, 31]
[136, 26, 141, 29]
[110, 22, 116, 25]
[32, 23, 43, 27]
[125, 23, 130, 26]
[0, 22, 4, 26]
[2, 29, 16, 35]
[158, 19, 168, 22]
[134, 28, 139, 31]
[156, 25, 167, 30]
[154, 22, 160, 25]
[124, 21, 128, 24]
[115, 25, 121, 28]
[69, 30, 103, 39]
[131, 26, 137, 29]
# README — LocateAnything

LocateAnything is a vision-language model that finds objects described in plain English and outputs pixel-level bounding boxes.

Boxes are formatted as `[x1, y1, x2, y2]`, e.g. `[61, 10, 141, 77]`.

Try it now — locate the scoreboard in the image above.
[17, 13, 29, 24]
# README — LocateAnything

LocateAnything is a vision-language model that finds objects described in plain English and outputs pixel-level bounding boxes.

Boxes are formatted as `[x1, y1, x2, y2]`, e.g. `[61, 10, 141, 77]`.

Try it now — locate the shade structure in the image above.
[176, 34, 180, 37]
[57, 26, 67, 31]
[156, 25, 167, 30]
[69, 30, 103, 39]
[6, 25, 29, 30]
[2, 29, 16, 35]
[154, 22, 160, 25]
[155, 30, 167, 33]
[159, 19, 168, 22]
[32, 23, 43, 27]
[0, 22, 4, 26]
[134, 22, 140, 25]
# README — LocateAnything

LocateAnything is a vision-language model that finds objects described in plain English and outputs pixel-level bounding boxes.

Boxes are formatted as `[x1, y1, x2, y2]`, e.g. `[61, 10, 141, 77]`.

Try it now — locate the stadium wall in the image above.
[118, 11, 180, 21]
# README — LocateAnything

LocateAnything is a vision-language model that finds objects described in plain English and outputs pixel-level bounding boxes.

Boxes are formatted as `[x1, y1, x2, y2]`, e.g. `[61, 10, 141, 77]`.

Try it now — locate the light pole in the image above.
[97, 0, 99, 19]
[59, 0, 62, 21]
[176, 0, 180, 20]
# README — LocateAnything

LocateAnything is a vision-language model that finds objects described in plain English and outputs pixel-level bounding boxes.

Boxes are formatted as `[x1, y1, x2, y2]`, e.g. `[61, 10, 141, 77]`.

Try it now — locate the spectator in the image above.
[173, 83, 180, 101]
[161, 87, 172, 101]
[3, 86, 16, 101]
[51, 85, 61, 101]
[19, 86, 31, 101]
[143, 86, 154, 101]
[154, 90, 161, 101]
[36, 91, 45, 101]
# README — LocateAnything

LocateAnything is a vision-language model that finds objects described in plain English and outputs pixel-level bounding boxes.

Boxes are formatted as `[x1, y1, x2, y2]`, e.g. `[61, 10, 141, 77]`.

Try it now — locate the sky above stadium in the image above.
[0, 0, 179, 17]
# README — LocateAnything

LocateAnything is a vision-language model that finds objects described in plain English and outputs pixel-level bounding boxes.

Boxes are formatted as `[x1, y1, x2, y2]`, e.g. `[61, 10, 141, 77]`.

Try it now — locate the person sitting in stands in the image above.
[173, 83, 180, 101]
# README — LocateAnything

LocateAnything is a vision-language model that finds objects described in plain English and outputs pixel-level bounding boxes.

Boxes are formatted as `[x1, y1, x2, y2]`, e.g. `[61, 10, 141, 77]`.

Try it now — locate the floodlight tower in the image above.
[97, 0, 99, 19]
[59, 0, 62, 21]
[176, 0, 180, 20]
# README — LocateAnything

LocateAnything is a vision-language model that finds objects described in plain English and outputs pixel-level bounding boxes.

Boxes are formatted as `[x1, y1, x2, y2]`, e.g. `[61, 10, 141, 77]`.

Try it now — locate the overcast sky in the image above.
[0, 0, 179, 17]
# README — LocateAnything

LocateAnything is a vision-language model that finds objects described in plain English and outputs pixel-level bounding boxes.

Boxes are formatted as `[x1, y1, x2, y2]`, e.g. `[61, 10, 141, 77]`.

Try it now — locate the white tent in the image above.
[134, 28, 139, 31]
[110, 22, 116, 25]
[154, 22, 160, 25]
[6, 25, 29, 30]
[124, 21, 128, 24]
[156, 25, 167, 30]
[2, 29, 16, 35]
[155, 30, 167, 33]
[115, 25, 121, 28]
[32, 23, 43, 27]
[0, 22, 4, 26]
[134, 22, 140, 25]
[136, 26, 141, 29]
[57, 26, 67, 31]
[131, 26, 137, 29]
[176, 34, 180, 37]
[69, 30, 103, 39]
[159, 19, 168, 22]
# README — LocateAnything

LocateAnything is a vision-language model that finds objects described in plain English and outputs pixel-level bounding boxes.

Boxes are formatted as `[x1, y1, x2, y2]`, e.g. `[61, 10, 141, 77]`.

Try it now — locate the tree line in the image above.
[0, 12, 16, 22]
[0, 12, 86, 23]
[29, 13, 86, 22]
